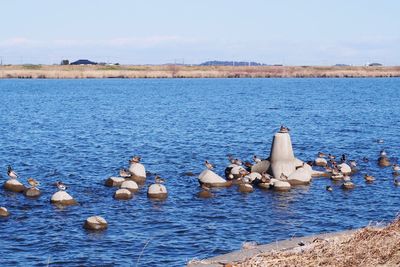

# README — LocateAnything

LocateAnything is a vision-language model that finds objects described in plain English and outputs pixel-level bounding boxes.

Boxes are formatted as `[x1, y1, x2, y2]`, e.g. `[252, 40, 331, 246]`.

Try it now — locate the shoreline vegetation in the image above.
[189, 217, 400, 267]
[1, 65, 400, 79]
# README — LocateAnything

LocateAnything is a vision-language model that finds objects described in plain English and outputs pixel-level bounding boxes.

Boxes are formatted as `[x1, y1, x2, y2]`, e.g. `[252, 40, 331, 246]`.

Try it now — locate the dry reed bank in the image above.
[234, 218, 400, 267]
[1, 65, 400, 79]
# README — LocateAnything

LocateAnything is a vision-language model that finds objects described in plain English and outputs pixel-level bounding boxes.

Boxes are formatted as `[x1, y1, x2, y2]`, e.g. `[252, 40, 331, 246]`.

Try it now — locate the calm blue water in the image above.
[0, 78, 399, 266]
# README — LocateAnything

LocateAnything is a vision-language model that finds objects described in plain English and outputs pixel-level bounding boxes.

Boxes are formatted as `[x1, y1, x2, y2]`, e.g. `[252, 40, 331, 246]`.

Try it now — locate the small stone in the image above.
[24, 187, 41, 198]
[147, 184, 168, 199]
[105, 177, 125, 187]
[0, 207, 10, 217]
[114, 188, 132, 200]
[83, 216, 108, 231]
[50, 191, 77, 205]
[120, 180, 139, 192]
[4, 179, 26, 193]
[238, 183, 254, 193]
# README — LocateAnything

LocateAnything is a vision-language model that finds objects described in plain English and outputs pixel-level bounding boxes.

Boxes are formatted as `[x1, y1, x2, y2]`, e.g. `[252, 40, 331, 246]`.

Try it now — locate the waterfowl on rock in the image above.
[380, 150, 387, 157]
[343, 175, 351, 182]
[280, 173, 288, 180]
[119, 168, 131, 178]
[56, 181, 67, 191]
[340, 154, 347, 163]
[328, 154, 336, 160]
[7, 165, 18, 179]
[318, 152, 326, 158]
[204, 160, 214, 170]
[349, 160, 357, 168]
[130, 155, 141, 164]
[364, 174, 375, 183]
[279, 125, 290, 133]
[233, 158, 242, 166]
[253, 155, 262, 163]
[155, 175, 165, 184]
[27, 178, 40, 188]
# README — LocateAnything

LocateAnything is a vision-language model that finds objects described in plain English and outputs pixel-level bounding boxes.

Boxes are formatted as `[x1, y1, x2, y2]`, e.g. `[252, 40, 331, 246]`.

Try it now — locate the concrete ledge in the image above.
[187, 229, 357, 266]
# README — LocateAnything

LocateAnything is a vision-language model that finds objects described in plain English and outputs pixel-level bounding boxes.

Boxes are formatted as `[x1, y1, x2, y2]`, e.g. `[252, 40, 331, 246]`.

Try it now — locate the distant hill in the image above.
[199, 60, 267, 66]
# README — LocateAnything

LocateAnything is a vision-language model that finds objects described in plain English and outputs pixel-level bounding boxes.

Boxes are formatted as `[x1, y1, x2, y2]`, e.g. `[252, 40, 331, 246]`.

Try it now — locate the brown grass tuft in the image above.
[235, 218, 400, 267]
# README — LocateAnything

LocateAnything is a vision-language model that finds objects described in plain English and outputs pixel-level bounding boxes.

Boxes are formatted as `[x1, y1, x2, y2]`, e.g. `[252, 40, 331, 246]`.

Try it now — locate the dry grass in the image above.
[1, 65, 400, 79]
[235, 218, 400, 267]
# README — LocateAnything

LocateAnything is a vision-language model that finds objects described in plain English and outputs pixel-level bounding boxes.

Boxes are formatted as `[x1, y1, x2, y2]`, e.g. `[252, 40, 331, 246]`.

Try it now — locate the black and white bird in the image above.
[279, 125, 290, 133]
[253, 155, 262, 163]
[155, 175, 165, 184]
[56, 181, 67, 191]
[7, 165, 18, 179]
[204, 160, 214, 170]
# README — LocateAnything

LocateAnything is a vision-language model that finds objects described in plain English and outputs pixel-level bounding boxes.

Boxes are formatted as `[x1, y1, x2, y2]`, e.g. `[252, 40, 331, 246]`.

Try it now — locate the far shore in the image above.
[1, 65, 400, 79]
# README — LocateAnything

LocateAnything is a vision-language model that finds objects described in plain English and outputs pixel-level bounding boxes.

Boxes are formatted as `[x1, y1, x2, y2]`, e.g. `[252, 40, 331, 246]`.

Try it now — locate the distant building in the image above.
[60, 59, 69, 65]
[70, 59, 97, 65]
[368, 62, 383, 66]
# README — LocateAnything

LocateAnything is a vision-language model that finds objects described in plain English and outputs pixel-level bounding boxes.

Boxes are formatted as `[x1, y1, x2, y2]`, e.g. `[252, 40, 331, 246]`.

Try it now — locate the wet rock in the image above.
[128, 163, 146, 184]
[83, 216, 108, 231]
[147, 184, 168, 200]
[3, 179, 25, 193]
[251, 160, 270, 174]
[287, 167, 312, 185]
[338, 163, 352, 174]
[197, 190, 213, 198]
[198, 169, 232, 187]
[238, 183, 254, 193]
[50, 191, 77, 205]
[314, 157, 327, 167]
[105, 176, 125, 187]
[23, 187, 41, 198]
[271, 179, 291, 191]
[120, 180, 139, 192]
[114, 188, 133, 200]
[0, 207, 10, 217]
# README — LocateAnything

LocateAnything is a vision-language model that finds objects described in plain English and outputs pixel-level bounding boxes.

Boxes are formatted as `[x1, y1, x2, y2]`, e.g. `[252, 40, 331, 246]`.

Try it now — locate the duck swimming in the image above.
[7, 165, 18, 179]
[393, 164, 400, 172]
[380, 150, 387, 157]
[394, 178, 400, 186]
[27, 178, 40, 189]
[364, 174, 375, 183]
[326, 185, 333, 192]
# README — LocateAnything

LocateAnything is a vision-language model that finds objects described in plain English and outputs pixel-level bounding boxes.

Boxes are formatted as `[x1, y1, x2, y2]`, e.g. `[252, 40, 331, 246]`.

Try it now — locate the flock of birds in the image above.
[2, 135, 400, 204]
[318, 149, 400, 191]
[6, 165, 67, 192]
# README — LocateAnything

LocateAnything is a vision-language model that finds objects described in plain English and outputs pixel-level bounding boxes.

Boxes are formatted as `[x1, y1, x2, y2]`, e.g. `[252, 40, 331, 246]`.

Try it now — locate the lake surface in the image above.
[0, 78, 399, 266]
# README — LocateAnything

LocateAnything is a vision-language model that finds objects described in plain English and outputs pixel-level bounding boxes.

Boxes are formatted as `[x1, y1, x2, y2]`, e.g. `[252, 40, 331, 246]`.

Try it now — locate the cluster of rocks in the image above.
[198, 128, 315, 194]
[105, 156, 168, 200]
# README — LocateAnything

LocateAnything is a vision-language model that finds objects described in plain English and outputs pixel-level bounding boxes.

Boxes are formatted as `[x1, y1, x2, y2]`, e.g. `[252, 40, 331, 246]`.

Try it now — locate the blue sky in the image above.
[1, 0, 399, 65]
